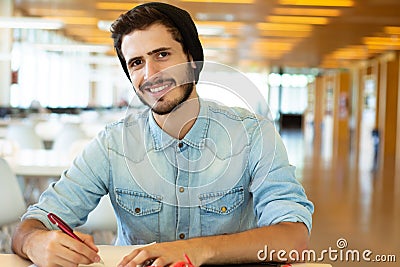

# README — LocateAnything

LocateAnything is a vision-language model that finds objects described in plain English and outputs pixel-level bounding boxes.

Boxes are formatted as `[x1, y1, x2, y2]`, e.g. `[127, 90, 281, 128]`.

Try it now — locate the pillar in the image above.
[373, 51, 399, 239]
[377, 52, 399, 178]
[312, 75, 324, 155]
[394, 52, 400, 190]
[351, 64, 364, 169]
[0, 0, 13, 106]
[332, 70, 351, 168]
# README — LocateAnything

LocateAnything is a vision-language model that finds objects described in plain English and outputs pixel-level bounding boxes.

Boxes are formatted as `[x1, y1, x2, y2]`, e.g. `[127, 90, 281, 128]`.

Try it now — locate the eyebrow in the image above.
[126, 47, 172, 67]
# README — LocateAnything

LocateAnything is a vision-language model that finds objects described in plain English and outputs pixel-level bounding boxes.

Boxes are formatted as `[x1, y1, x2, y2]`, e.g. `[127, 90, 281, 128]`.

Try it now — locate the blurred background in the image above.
[0, 1, 399, 266]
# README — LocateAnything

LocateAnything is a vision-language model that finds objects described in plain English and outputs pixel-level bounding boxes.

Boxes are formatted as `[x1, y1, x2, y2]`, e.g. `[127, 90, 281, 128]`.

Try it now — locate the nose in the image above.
[144, 60, 159, 81]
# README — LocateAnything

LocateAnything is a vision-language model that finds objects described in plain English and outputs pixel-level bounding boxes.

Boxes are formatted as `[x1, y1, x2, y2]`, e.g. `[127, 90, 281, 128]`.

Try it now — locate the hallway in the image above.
[281, 129, 399, 266]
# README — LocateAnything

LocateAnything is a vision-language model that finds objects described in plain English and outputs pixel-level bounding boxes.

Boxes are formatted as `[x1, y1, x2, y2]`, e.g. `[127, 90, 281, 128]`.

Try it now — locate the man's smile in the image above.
[149, 83, 170, 93]
[140, 79, 176, 98]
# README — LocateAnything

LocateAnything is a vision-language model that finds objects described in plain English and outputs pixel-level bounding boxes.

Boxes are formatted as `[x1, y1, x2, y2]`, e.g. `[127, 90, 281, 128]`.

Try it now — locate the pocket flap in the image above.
[115, 188, 162, 216]
[199, 186, 244, 215]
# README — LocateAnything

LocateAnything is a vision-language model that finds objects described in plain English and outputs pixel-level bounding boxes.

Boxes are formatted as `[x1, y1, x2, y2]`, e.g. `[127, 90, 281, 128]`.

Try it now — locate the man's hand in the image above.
[25, 229, 101, 267]
[117, 240, 204, 267]
[117, 222, 309, 267]
[13, 219, 101, 267]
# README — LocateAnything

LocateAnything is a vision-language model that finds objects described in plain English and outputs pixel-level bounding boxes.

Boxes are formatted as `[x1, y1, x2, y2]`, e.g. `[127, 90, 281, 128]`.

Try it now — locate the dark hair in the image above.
[110, 2, 204, 83]
[111, 6, 185, 62]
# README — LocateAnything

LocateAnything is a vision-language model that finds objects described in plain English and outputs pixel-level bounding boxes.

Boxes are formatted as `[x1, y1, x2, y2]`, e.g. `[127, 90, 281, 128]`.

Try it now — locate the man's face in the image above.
[121, 23, 196, 115]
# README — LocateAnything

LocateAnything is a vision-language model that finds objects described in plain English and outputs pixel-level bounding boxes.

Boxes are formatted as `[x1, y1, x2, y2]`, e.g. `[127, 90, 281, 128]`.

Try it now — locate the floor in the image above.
[280, 128, 399, 267]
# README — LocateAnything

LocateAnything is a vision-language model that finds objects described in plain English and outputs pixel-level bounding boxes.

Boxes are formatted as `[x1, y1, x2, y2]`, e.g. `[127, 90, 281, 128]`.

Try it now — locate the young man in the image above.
[12, 2, 314, 267]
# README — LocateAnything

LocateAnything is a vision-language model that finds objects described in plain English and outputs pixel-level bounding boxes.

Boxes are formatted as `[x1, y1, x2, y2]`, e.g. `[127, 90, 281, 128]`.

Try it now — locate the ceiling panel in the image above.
[10, 0, 400, 70]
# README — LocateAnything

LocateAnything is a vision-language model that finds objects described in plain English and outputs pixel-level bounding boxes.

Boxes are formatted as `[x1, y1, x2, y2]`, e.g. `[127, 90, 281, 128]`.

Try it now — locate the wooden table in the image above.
[0, 245, 332, 267]
[0, 254, 31, 267]
[0, 253, 332, 267]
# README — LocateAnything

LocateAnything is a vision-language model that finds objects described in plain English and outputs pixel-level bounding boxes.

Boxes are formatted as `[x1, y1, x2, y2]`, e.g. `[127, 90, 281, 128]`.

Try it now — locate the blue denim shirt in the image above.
[22, 99, 313, 245]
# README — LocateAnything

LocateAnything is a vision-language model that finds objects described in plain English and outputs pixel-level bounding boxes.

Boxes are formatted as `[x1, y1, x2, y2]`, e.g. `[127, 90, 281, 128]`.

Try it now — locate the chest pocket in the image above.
[115, 188, 162, 242]
[199, 186, 244, 235]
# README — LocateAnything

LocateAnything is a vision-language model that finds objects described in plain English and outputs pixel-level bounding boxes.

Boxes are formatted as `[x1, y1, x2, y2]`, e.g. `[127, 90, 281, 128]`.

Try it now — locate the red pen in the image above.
[171, 253, 195, 267]
[47, 212, 104, 264]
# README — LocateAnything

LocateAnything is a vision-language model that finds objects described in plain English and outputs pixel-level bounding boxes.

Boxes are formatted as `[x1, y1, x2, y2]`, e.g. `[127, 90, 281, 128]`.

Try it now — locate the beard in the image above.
[135, 63, 196, 115]
[137, 81, 194, 115]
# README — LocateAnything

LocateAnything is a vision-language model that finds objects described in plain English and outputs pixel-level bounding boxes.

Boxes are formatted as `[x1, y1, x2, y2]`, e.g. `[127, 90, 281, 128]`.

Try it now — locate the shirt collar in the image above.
[149, 99, 210, 151]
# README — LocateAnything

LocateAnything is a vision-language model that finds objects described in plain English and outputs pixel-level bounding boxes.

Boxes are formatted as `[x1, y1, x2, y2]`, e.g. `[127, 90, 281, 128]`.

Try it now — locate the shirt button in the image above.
[179, 233, 185, 239]
[179, 187, 185, 193]
[134, 207, 141, 213]
[178, 142, 183, 148]
[220, 206, 227, 213]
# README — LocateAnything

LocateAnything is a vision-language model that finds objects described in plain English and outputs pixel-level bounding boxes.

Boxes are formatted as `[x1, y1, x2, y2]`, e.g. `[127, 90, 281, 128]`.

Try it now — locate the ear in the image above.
[188, 54, 197, 69]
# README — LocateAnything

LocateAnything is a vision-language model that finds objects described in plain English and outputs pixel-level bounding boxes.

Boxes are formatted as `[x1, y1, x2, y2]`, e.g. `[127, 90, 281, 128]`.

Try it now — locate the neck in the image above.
[153, 93, 200, 140]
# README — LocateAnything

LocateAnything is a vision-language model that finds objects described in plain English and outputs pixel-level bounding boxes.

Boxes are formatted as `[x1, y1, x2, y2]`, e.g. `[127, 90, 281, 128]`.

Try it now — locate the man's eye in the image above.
[130, 59, 142, 67]
[158, 51, 169, 58]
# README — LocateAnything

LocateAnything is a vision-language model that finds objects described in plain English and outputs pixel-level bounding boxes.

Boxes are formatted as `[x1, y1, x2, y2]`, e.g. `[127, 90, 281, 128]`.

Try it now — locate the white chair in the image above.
[35, 120, 63, 144]
[76, 194, 117, 244]
[6, 123, 44, 149]
[52, 123, 87, 151]
[0, 158, 26, 253]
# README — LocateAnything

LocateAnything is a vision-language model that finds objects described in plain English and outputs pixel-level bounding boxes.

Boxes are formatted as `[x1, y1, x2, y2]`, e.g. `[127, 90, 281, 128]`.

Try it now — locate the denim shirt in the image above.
[22, 99, 314, 245]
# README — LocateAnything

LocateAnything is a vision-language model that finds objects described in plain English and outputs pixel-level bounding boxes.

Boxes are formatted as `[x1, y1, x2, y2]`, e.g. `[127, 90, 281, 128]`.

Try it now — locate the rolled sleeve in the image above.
[21, 206, 57, 230]
[249, 121, 314, 233]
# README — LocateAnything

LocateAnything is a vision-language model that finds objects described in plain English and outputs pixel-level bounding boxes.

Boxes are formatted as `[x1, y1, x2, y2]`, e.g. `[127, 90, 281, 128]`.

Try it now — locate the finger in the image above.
[117, 249, 141, 267]
[43, 238, 93, 267]
[130, 249, 155, 265]
[61, 234, 101, 263]
[55, 245, 95, 266]
[151, 257, 168, 267]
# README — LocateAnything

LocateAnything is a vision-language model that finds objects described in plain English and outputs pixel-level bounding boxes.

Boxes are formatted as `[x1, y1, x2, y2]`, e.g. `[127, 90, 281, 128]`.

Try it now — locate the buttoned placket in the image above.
[175, 141, 190, 240]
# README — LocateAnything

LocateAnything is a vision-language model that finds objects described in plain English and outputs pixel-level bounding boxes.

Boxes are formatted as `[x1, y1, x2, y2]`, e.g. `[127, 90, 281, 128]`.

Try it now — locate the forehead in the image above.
[121, 23, 182, 58]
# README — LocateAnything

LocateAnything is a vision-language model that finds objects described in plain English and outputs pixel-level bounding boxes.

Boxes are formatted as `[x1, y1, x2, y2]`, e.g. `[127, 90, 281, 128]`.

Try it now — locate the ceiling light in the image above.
[195, 21, 243, 28]
[253, 41, 294, 51]
[35, 43, 112, 53]
[67, 28, 110, 37]
[363, 36, 400, 46]
[45, 16, 98, 25]
[200, 37, 238, 48]
[197, 25, 225, 36]
[196, 13, 235, 21]
[259, 30, 311, 38]
[257, 22, 313, 32]
[0, 17, 64, 29]
[195, 21, 243, 36]
[272, 7, 341, 17]
[29, 8, 89, 17]
[365, 44, 392, 51]
[267, 15, 329, 25]
[84, 37, 113, 44]
[279, 0, 354, 7]
[384, 26, 400, 35]
[181, 0, 254, 3]
[98, 20, 113, 31]
[96, 2, 139, 10]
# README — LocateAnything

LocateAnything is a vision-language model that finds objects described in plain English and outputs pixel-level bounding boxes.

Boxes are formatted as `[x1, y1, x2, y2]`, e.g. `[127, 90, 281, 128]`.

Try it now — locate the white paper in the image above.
[29, 244, 149, 267]
[81, 245, 142, 267]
